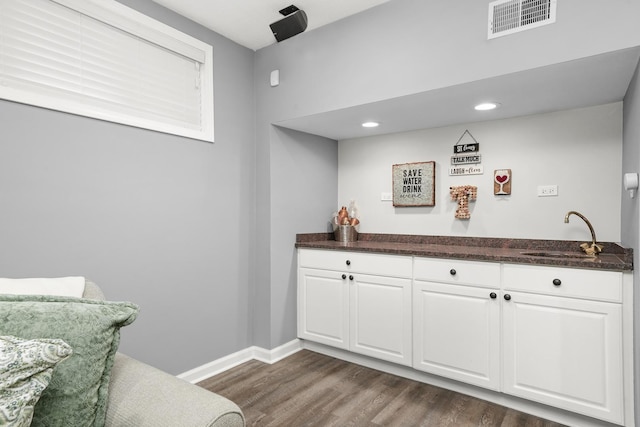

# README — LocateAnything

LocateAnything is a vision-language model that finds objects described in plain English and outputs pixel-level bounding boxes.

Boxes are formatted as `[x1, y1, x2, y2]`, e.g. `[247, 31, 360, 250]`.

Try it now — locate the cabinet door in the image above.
[413, 281, 500, 390]
[350, 274, 412, 366]
[503, 291, 623, 424]
[297, 268, 349, 349]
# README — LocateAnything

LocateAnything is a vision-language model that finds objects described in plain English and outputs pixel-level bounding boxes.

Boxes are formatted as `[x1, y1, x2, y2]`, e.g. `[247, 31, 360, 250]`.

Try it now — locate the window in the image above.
[0, 0, 214, 142]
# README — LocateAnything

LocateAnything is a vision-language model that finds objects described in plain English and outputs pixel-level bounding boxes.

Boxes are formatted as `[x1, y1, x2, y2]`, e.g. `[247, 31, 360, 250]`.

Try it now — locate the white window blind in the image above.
[0, 0, 214, 142]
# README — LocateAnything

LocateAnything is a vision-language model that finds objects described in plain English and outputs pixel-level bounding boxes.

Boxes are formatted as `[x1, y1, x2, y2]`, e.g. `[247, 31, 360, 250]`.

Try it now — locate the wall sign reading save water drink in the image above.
[392, 161, 436, 207]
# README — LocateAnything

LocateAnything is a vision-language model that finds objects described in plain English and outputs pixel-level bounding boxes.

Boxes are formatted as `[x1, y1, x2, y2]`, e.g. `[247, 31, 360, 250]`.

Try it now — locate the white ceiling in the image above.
[151, 0, 392, 51]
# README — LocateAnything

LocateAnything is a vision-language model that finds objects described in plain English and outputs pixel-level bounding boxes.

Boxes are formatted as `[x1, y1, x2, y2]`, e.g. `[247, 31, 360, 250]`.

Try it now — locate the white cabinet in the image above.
[297, 249, 634, 425]
[502, 264, 624, 425]
[298, 267, 350, 349]
[297, 249, 413, 366]
[350, 273, 412, 365]
[413, 258, 501, 390]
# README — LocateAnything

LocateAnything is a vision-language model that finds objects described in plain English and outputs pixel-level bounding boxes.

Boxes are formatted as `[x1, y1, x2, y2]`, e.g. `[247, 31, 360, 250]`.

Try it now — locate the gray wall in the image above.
[622, 57, 640, 427]
[252, 122, 338, 350]
[267, 127, 338, 348]
[0, 0, 255, 375]
[252, 80, 338, 349]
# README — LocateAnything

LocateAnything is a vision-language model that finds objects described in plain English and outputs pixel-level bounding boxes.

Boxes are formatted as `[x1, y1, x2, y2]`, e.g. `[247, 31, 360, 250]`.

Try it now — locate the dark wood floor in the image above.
[198, 350, 566, 427]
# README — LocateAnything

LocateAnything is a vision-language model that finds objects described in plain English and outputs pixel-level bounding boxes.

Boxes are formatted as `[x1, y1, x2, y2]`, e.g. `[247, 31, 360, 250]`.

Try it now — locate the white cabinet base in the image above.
[297, 250, 413, 364]
[302, 341, 623, 427]
[351, 274, 412, 366]
[503, 292, 624, 424]
[298, 268, 349, 349]
[413, 281, 500, 390]
[297, 250, 635, 426]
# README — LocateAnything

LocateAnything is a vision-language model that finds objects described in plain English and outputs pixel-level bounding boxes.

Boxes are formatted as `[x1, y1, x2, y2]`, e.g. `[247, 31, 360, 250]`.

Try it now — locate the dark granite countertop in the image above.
[295, 233, 633, 272]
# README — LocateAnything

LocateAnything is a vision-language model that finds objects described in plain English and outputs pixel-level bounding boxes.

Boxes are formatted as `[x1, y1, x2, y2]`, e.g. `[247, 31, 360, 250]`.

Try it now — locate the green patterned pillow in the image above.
[0, 295, 138, 427]
[0, 335, 73, 427]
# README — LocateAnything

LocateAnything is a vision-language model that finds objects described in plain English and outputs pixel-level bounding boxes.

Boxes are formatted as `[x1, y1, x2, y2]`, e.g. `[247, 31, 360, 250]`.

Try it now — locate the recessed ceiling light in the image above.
[362, 121, 380, 128]
[474, 102, 499, 111]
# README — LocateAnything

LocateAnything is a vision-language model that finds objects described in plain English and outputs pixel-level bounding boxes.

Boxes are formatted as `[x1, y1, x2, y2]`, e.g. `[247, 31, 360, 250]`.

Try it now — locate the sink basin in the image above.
[520, 251, 592, 259]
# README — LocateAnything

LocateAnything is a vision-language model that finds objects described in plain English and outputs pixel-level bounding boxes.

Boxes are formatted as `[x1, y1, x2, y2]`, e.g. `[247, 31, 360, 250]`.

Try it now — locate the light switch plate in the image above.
[537, 185, 558, 197]
[270, 70, 279, 87]
[381, 192, 393, 201]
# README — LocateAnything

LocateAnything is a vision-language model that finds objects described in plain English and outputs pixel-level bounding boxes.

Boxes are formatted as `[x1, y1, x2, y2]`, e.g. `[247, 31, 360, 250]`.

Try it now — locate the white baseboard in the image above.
[178, 339, 303, 384]
[251, 338, 302, 364]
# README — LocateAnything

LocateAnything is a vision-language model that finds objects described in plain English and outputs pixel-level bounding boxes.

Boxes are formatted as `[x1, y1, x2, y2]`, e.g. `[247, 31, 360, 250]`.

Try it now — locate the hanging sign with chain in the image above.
[450, 130, 483, 175]
[453, 130, 480, 154]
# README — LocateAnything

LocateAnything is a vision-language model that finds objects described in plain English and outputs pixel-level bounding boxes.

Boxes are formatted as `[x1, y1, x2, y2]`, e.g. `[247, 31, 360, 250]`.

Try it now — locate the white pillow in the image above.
[0, 277, 85, 298]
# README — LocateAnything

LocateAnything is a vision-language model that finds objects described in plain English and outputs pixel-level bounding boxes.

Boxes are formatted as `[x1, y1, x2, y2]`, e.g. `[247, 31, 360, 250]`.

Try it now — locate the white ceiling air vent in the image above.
[488, 0, 557, 39]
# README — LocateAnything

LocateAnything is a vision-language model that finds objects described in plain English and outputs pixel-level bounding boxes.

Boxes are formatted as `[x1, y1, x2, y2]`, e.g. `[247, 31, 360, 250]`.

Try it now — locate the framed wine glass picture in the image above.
[494, 169, 512, 195]
[392, 161, 436, 207]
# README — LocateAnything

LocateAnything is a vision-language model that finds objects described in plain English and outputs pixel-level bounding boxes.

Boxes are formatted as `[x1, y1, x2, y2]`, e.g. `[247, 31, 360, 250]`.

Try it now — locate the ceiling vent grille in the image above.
[488, 0, 556, 39]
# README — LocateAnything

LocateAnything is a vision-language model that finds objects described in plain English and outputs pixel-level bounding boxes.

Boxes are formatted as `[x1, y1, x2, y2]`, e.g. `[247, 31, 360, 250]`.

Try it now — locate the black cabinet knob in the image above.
[346, 260, 351, 266]
[553, 278, 561, 286]
[490, 292, 497, 299]
[342, 274, 347, 280]
[504, 294, 511, 301]
[349, 275, 354, 281]
[450, 269, 457, 276]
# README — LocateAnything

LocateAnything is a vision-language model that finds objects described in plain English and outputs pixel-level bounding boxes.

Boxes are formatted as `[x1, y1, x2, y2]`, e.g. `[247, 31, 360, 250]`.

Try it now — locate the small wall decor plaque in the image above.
[450, 185, 477, 219]
[453, 130, 480, 154]
[494, 169, 512, 195]
[449, 165, 483, 176]
[392, 161, 436, 207]
[451, 154, 481, 165]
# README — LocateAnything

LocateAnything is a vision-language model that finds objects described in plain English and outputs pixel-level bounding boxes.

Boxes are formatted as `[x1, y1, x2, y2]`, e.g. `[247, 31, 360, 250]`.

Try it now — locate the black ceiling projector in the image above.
[270, 5, 308, 42]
